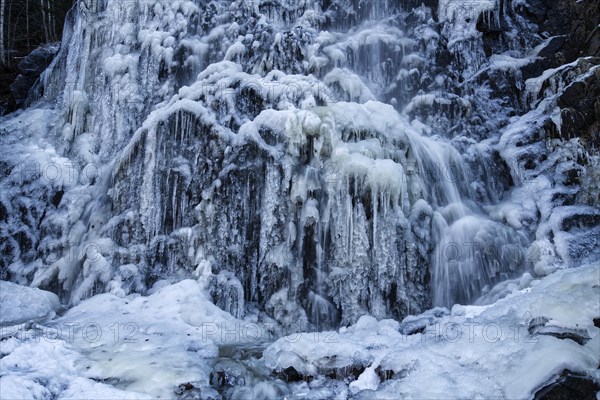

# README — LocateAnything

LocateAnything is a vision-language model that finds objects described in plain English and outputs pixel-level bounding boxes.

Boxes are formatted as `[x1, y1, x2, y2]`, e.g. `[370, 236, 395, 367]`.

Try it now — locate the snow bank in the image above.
[0, 279, 246, 399]
[0, 338, 152, 400]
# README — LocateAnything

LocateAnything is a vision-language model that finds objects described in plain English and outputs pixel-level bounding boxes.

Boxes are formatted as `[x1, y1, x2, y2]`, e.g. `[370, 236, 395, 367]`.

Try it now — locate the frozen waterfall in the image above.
[0, 0, 536, 329]
[2, 0, 600, 398]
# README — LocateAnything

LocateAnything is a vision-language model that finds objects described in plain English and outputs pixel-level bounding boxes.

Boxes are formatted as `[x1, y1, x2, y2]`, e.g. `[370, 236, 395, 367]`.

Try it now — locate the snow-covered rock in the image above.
[264, 262, 600, 399]
[0, 281, 60, 326]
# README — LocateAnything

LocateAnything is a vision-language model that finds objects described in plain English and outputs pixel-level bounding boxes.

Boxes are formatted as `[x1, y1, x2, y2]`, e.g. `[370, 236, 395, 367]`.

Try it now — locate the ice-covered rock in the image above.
[264, 262, 600, 399]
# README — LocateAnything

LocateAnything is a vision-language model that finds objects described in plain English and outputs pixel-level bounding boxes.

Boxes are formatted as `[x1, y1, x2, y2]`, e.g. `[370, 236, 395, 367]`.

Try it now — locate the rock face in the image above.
[518, 0, 600, 148]
[0, 0, 598, 331]
[8, 43, 60, 109]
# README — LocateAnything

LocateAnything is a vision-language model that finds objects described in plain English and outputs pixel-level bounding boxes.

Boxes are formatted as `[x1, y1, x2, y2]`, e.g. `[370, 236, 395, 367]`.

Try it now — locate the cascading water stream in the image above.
[0, 0, 535, 329]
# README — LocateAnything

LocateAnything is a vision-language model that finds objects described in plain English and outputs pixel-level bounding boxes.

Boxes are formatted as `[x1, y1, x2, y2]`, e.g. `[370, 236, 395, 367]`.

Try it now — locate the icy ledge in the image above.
[438, 0, 497, 23]
[438, 0, 501, 47]
[265, 262, 600, 399]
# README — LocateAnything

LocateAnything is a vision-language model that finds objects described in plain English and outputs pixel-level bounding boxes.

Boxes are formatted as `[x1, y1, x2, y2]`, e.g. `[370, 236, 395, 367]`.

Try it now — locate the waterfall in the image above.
[0, 0, 558, 328]
[3, 0, 600, 399]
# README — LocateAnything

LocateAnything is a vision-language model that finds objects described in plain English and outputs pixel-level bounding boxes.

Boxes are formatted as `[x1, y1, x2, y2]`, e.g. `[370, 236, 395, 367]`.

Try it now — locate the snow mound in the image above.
[0, 279, 245, 399]
[0, 281, 60, 326]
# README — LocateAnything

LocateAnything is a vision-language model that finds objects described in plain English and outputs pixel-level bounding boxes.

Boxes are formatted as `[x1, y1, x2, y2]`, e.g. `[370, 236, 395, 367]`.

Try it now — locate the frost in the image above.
[438, 0, 497, 24]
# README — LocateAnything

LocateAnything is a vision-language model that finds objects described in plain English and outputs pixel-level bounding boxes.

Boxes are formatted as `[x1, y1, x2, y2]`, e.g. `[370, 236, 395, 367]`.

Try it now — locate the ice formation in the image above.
[263, 263, 600, 399]
[0, 0, 541, 330]
[0, 0, 599, 398]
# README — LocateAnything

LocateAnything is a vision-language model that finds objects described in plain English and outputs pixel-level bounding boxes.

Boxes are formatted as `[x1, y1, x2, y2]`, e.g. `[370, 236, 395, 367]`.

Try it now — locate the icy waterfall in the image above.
[3, 0, 600, 398]
[0, 0, 533, 331]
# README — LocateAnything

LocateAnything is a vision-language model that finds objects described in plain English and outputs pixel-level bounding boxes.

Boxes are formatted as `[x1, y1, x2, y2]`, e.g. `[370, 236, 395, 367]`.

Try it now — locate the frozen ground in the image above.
[1, 262, 598, 399]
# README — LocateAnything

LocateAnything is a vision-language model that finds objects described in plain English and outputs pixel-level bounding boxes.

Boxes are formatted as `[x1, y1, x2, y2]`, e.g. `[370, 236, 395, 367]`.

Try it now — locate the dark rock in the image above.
[520, 0, 547, 25]
[308, 355, 366, 380]
[400, 321, 427, 335]
[375, 365, 413, 382]
[175, 382, 210, 400]
[377, 358, 419, 382]
[560, 210, 600, 231]
[51, 190, 64, 207]
[534, 370, 600, 400]
[550, 191, 576, 207]
[9, 43, 59, 108]
[375, 363, 417, 382]
[528, 316, 550, 335]
[557, 65, 600, 146]
[323, 362, 365, 380]
[521, 0, 600, 84]
[537, 326, 590, 346]
[522, 36, 567, 80]
[399, 307, 450, 335]
[17, 45, 59, 76]
[209, 360, 248, 388]
[177, 382, 195, 392]
[0, 201, 7, 222]
[537, 36, 566, 61]
[278, 366, 307, 382]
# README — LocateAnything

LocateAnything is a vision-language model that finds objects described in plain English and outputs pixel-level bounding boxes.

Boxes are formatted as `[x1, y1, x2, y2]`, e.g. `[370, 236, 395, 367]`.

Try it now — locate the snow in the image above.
[0, 281, 60, 326]
[224, 41, 246, 61]
[264, 262, 600, 399]
[0, 0, 599, 398]
[490, 54, 534, 71]
[0, 279, 246, 399]
[438, 0, 499, 48]
[438, 0, 497, 23]
[349, 365, 380, 394]
[323, 68, 375, 102]
[0, 337, 152, 400]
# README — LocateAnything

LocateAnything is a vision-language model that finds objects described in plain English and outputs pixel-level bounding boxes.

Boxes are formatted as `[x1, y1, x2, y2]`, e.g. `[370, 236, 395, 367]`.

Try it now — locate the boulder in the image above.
[9, 43, 60, 107]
